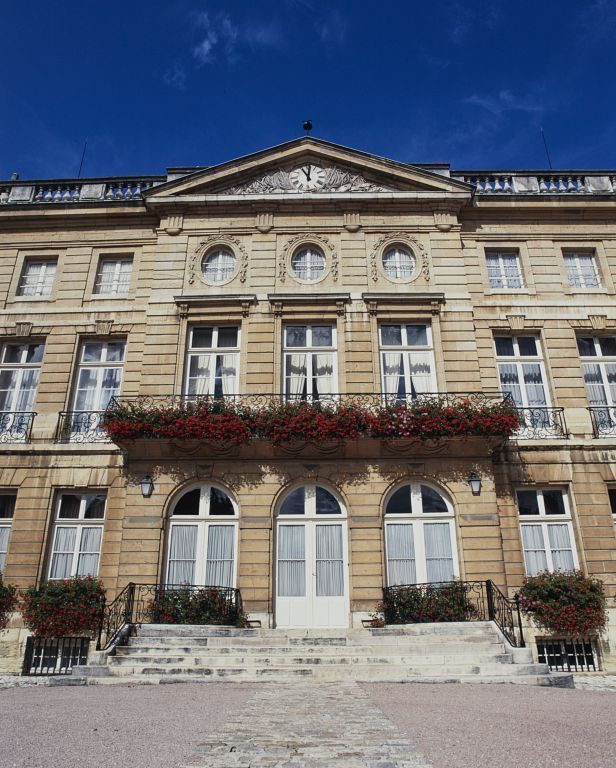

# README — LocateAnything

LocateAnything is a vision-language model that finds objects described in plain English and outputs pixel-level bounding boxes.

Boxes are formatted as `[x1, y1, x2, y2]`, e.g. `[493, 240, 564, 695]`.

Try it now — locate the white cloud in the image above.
[163, 63, 187, 90]
[463, 90, 544, 117]
[192, 11, 282, 66]
[317, 9, 347, 46]
[193, 12, 221, 65]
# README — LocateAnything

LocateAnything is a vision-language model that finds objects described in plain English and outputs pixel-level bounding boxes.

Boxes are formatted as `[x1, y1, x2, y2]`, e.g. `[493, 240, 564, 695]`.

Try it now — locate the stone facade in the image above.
[1, 138, 615, 670]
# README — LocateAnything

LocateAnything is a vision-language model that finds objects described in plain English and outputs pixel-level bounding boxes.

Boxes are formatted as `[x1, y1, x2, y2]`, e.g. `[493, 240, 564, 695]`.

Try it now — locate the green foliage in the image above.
[378, 582, 479, 624]
[21, 576, 106, 638]
[518, 570, 607, 636]
[146, 586, 247, 627]
[0, 572, 18, 630]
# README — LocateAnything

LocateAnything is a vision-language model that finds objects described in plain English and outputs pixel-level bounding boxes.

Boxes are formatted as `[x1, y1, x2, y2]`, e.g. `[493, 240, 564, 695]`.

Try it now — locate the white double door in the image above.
[276, 519, 349, 628]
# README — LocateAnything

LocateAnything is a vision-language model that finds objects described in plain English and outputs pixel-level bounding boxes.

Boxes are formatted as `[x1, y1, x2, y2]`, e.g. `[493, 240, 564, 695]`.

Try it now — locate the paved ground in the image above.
[1, 679, 616, 767]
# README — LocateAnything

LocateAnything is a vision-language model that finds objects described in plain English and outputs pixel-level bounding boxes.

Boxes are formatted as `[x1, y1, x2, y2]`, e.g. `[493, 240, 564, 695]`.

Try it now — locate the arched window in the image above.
[166, 484, 237, 587]
[291, 247, 326, 282]
[384, 482, 458, 586]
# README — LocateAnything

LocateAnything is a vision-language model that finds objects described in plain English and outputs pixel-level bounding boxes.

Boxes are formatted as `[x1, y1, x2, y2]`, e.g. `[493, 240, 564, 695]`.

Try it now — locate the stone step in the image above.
[109, 652, 515, 667]
[105, 661, 546, 678]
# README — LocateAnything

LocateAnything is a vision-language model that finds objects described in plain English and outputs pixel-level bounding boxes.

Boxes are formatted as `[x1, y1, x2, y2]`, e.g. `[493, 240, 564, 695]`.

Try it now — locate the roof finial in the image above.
[303, 120, 313, 133]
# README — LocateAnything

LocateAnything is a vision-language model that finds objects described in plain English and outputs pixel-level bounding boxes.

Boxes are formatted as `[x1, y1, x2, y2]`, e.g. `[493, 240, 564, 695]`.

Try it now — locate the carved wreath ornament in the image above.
[279, 233, 338, 284]
[370, 233, 430, 283]
[188, 234, 248, 285]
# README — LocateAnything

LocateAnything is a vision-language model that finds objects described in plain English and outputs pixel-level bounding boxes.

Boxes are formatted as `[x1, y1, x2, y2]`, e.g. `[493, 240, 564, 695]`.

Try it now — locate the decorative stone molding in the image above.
[369, 233, 430, 284]
[188, 234, 248, 286]
[163, 214, 184, 235]
[225, 165, 397, 194]
[268, 293, 351, 318]
[279, 233, 337, 284]
[343, 212, 361, 232]
[506, 314, 526, 331]
[256, 212, 274, 233]
[589, 314, 608, 330]
[433, 210, 457, 231]
[362, 293, 445, 317]
[95, 319, 114, 336]
[14, 322, 32, 337]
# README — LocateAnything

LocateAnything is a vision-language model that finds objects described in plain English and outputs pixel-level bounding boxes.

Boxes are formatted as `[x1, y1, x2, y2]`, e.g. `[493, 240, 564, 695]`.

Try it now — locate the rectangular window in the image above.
[0, 343, 44, 440]
[18, 259, 57, 297]
[517, 489, 577, 576]
[185, 327, 239, 398]
[486, 250, 524, 289]
[94, 257, 132, 295]
[495, 335, 552, 433]
[577, 336, 616, 435]
[68, 341, 124, 438]
[379, 324, 436, 401]
[0, 493, 16, 572]
[48, 493, 106, 579]
[283, 324, 336, 401]
[564, 252, 601, 289]
[608, 488, 616, 529]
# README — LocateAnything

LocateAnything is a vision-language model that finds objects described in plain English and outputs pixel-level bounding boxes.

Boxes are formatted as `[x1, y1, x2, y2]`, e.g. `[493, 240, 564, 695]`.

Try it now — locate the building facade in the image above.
[1, 138, 615, 670]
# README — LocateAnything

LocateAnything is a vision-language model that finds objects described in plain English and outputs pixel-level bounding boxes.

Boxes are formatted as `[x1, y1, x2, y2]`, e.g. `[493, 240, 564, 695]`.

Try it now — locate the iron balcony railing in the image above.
[0, 411, 36, 443]
[382, 579, 525, 647]
[55, 411, 109, 443]
[588, 406, 616, 437]
[97, 583, 244, 651]
[513, 407, 568, 440]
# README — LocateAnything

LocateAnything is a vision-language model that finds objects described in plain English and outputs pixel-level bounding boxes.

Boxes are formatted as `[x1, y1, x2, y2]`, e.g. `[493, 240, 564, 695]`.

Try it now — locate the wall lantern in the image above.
[140, 475, 154, 498]
[468, 472, 482, 496]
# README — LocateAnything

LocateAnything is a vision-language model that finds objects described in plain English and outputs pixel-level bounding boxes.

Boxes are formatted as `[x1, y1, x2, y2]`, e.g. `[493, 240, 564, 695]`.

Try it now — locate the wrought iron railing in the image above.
[588, 406, 616, 437]
[22, 636, 90, 676]
[513, 407, 568, 439]
[382, 579, 525, 647]
[0, 411, 36, 443]
[108, 390, 508, 411]
[55, 411, 108, 443]
[97, 583, 243, 651]
[536, 637, 599, 671]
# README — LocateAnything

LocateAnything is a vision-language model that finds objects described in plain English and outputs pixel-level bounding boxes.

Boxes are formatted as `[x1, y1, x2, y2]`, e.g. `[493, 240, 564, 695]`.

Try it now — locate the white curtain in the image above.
[409, 352, 433, 395]
[386, 523, 416, 585]
[578, 255, 600, 287]
[547, 524, 575, 572]
[76, 527, 102, 576]
[220, 354, 238, 397]
[285, 354, 307, 400]
[521, 524, 548, 576]
[582, 363, 607, 405]
[49, 527, 77, 579]
[277, 525, 305, 597]
[0, 526, 10, 571]
[205, 525, 235, 587]
[0, 370, 17, 412]
[382, 353, 403, 398]
[167, 525, 197, 585]
[313, 353, 334, 400]
[74, 369, 98, 411]
[424, 522, 454, 583]
[188, 354, 212, 397]
[498, 363, 522, 406]
[315, 525, 344, 596]
[502, 253, 523, 288]
[14, 368, 40, 412]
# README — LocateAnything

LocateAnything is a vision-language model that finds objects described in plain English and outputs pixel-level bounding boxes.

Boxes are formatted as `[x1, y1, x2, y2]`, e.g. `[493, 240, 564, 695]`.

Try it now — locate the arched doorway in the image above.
[164, 484, 238, 587]
[275, 484, 349, 628]
[384, 482, 459, 585]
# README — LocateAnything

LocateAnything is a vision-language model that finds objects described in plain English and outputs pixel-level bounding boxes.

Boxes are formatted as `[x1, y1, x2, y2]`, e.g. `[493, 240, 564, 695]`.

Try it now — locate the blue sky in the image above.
[1, 1, 616, 179]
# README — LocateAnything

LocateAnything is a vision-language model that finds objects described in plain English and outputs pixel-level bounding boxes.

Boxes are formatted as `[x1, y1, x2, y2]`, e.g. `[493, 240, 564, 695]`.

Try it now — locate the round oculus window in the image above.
[382, 246, 415, 280]
[201, 248, 237, 283]
[291, 247, 326, 282]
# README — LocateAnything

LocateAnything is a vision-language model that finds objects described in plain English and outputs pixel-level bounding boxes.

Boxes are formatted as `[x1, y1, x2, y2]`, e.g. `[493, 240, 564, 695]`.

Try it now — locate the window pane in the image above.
[291, 248, 325, 281]
[173, 489, 201, 516]
[517, 490, 540, 515]
[84, 495, 106, 519]
[106, 342, 125, 362]
[315, 487, 341, 515]
[277, 525, 305, 596]
[210, 487, 234, 516]
[521, 525, 548, 576]
[547, 524, 575, 571]
[424, 522, 454, 582]
[76, 527, 102, 577]
[420, 486, 448, 514]
[285, 326, 307, 347]
[217, 327, 238, 348]
[577, 337, 596, 357]
[192, 328, 213, 349]
[205, 525, 235, 587]
[599, 337, 616, 357]
[311, 326, 333, 347]
[82, 343, 104, 362]
[406, 325, 428, 346]
[167, 525, 197, 585]
[380, 325, 402, 346]
[543, 490, 566, 516]
[386, 523, 416, 585]
[49, 527, 77, 579]
[386, 486, 412, 515]
[58, 495, 81, 519]
[0, 495, 16, 519]
[280, 488, 305, 515]
[494, 337, 514, 356]
[609, 488, 616, 516]
[518, 337, 538, 356]
[315, 524, 344, 596]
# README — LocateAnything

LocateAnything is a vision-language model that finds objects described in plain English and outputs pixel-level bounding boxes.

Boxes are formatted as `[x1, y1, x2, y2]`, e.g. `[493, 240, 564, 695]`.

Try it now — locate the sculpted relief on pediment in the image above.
[222, 165, 399, 194]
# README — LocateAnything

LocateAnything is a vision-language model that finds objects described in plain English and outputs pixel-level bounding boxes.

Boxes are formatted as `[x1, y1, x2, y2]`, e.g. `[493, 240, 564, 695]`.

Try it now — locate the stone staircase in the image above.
[64, 621, 573, 687]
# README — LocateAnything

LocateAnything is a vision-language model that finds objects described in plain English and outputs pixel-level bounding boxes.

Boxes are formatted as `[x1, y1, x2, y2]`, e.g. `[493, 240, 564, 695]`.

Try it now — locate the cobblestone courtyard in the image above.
[0, 680, 615, 768]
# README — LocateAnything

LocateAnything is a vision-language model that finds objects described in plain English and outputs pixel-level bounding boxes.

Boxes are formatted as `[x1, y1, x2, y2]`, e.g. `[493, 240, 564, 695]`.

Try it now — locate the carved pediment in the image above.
[222, 165, 399, 194]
